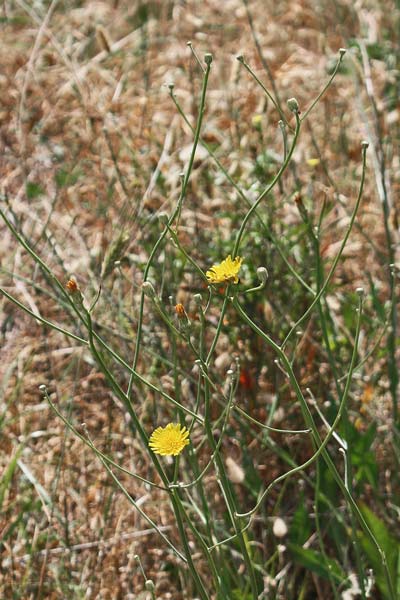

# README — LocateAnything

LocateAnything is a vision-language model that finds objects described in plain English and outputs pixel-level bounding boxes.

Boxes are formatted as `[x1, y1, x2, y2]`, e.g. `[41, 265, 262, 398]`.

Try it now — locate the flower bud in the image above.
[193, 293, 203, 306]
[66, 276, 84, 306]
[257, 267, 268, 286]
[252, 114, 263, 128]
[175, 303, 186, 318]
[287, 97, 299, 113]
[66, 277, 79, 294]
[142, 281, 156, 299]
[145, 580, 155, 591]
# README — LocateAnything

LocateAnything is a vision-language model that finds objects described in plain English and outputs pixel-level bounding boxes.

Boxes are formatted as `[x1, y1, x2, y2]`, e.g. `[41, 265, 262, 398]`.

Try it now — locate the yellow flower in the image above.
[306, 158, 320, 167]
[206, 255, 243, 285]
[252, 114, 263, 127]
[148, 423, 190, 456]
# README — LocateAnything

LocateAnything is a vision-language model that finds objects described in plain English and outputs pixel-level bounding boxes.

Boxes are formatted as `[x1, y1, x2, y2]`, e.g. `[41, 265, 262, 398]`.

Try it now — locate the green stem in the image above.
[232, 294, 361, 516]
[44, 389, 167, 490]
[301, 49, 346, 122]
[129, 55, 213, 395]
[236, 53, 289, 128]
[202, 374, 260, 599]
[241, 0, 287, 125]
[232, 110, 301, 258]
[170, 489, 210, 600]
[170, 92, 314, 295]
[172, 487, 225, 599]
[0, 286, 87, 345]
[85, 310, 210, 597]
[282, 142, 369, 349]
[232, 296, 396, 599]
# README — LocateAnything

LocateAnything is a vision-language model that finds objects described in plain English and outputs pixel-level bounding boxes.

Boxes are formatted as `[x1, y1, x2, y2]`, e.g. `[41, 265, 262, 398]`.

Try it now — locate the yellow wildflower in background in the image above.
[149, 423, 190, 456]
[206, 255, 243, 285]
[306, 158, 320, 167]
[252, 114, 263, 127]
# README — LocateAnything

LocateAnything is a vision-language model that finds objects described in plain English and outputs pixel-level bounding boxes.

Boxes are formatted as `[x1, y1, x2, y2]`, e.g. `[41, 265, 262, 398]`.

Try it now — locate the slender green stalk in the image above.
[130, 55, 213, 391]
[171, 487, 224, 599]
[169, 489, 211, 600]
[282, 142, 369, 349]
[339, 447, 367, 599]
[300, 202, 344, 398]
[232, 110, 301, 257]
[170, 91, 315, 295]
[231, 294, 362, 517]
[187, 40, 206, 73]
[170, 379, 235, 490]
[84, 310, 210, 598]
[205, 290, 231, 366]
[43, 388, 167, 490]
[202, 376, 260, 599]
[236, 54, 289, 128]
[314, 457, 341, 600]
[241, 0, 286, 124]
[300, 49, 346, 122]
[232, 295, 396, 599]
[233, 405, 311, 435]
[0, 286, 87, 345]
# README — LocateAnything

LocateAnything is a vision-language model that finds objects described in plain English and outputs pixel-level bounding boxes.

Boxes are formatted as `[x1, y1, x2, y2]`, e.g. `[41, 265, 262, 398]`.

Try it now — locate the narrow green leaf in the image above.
[288, 542, 346, 585]
[358, 503, 399, 598]
[0, 445, 23, 510]
[289, 493, 312, 546]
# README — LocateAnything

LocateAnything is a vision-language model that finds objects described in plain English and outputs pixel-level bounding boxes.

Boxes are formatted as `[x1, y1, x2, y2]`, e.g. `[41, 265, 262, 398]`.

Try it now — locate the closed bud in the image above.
[257, 267, 268, 286]
[145, 580, 155, 591]
[287, 97, 299, 113]
[193, 293, 203, 306]
[66, 276, 84, 306]
[142, 281, 156, 299]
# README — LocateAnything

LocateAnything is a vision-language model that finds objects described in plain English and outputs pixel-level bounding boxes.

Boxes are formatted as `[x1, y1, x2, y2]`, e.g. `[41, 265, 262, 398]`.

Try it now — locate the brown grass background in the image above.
[0, 1, 399, 598]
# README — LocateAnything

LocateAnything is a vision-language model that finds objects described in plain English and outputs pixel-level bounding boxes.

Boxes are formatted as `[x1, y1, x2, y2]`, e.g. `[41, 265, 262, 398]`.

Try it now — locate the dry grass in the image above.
[1, 1, 399, 598]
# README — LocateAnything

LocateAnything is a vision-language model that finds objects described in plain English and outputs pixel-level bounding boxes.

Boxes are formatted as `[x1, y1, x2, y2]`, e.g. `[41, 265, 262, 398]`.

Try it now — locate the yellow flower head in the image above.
[148, 423, 190, 456]
[206, 255, 243, 285]
[252, 114, 263, 127]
